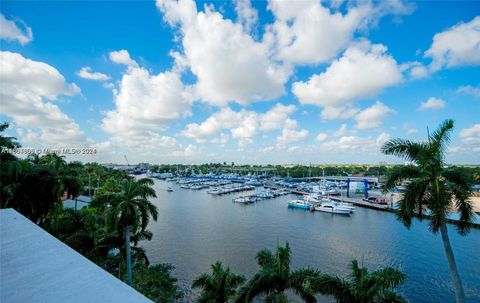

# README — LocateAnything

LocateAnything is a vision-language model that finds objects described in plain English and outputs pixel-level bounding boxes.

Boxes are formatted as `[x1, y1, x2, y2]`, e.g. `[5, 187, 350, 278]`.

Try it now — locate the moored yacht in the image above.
[287, 199, 311, 209]
[314, 201, 351, 215]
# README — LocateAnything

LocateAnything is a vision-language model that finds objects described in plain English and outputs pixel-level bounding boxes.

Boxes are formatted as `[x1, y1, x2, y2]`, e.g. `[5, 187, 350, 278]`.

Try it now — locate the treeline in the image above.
[150, 163, 480, 181]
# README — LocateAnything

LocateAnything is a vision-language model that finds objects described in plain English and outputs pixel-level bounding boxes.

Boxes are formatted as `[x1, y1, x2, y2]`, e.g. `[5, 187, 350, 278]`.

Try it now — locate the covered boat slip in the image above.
[0, 209, 151, 303]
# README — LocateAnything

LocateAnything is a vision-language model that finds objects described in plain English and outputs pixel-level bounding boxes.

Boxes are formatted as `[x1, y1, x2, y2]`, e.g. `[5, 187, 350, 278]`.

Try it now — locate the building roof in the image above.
[0, 208, 152, 303]
[63, 195, 92, 210]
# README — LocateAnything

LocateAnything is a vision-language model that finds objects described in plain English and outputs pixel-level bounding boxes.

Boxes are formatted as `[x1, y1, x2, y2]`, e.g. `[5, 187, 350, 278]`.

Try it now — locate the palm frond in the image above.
[429, 119, 454, 156]
[289, 268, 318, 303]
[236, 272, 276, 303]
[381, 139, 428, 164]
[371, 267, 406, 290]
[256, 249, 274, 269]
[378, 290, 409, 303]
[192, 273, 213, 290]
[396, 178, 430, 227]
[383, 165, 421, 191]
[308, 274, 353, 303]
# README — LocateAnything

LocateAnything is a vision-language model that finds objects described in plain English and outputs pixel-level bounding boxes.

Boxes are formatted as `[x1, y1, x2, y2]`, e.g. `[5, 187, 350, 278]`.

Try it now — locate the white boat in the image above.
[334, 201, 355, 212]
[303, 195, 320, 203]
[314, 201, 351, 215]
[190, 184, 205, 190]
[207, 188, 221, 195]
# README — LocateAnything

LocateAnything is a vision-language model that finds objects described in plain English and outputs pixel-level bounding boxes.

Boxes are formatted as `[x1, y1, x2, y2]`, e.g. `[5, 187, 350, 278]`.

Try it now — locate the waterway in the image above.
[142, 179, 480, 302]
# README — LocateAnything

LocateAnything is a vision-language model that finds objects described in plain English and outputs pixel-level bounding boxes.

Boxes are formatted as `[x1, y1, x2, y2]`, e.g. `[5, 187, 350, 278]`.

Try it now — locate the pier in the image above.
[264, 182, 480, 229]
[330, 196, 392, 211]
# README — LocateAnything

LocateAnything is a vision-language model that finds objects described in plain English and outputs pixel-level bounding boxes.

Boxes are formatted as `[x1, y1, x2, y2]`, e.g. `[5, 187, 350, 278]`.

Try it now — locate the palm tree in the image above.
[38, 153, 83, 208]
[236, 243, 317, 303]
[192, 261, 245, 303]
[308, 260, 407, 303]
[94, 177, 158, 285]
[381, 119, 473, 303]
[46, 207, 102, 259]
[2, 160, 61, 224]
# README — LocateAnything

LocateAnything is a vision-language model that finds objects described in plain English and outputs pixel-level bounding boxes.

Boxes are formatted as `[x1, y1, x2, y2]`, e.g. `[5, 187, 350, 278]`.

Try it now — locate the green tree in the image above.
[0, 122, 20, 163]
[46, 207, 102, 260]
[236, 243, 316, 303]
[308, 260, 407, 303]
[2, 160, 61, 224]
[192, 261, 246, 303]
[39, 153, 84, 208]
[381, 119, 473, 303]
[93, 177, 158, 285]
[132, 263, 183, 303]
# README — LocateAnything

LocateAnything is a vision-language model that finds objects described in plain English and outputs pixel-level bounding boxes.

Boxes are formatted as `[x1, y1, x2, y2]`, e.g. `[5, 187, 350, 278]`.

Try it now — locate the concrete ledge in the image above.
[0, 209, 152, 303]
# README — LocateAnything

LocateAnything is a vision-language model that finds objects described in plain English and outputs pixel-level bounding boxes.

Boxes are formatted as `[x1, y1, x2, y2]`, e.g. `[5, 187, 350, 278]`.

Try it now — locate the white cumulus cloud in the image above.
[0, 13, 33, 45]
[425, 16, 480, 72]
[315, 132, 327, 142]
[102, 50, 192, 150]
[180, 103, 299, 146]
[450, 124, 480, 153]
[320, 106, 359, 120]
[292, 40, 403, 109]
[156, 0, 290, 106]
[0, 51, 87, 147]
[355, 101, 394, 130]
[265, 0, 413, 66]
[266, 0, 370, 65]
[456, 85, 480, 98]
[234, 0, 258, 33]
[418, 97, 445, 111]
[76, 66, 110, 81]
[276, 119, 309, 149]
[109, 50, 138, 67]
[333, 124, 348, 137]
[322, 132, 390, 153]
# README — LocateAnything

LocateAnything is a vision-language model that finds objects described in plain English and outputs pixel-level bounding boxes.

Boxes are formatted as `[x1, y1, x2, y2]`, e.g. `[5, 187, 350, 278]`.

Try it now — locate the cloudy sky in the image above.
[0, 0, 479, 164]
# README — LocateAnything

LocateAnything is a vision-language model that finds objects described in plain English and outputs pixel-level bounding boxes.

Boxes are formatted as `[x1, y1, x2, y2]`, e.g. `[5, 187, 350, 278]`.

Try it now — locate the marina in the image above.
[142, 179, 480, 303]
[160, 173, 480, 228]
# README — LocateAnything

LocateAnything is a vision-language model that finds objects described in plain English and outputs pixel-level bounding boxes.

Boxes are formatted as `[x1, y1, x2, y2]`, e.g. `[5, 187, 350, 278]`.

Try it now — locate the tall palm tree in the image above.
[94, 177, 158, 285]
[236, 243, 317, 303]
[192, 261, 245, 303]
[381, 119, 473, 303]
[308, 259, 407, 303]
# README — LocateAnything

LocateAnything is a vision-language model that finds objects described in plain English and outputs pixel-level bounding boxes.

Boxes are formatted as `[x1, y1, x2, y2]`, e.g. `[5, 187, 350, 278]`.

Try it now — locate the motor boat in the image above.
[314, 201, 351, 215]
[287, 199, 311, 209]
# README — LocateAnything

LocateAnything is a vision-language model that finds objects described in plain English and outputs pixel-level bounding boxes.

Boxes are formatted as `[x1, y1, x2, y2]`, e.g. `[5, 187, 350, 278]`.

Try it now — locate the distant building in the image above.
[0, 209, 152, 303]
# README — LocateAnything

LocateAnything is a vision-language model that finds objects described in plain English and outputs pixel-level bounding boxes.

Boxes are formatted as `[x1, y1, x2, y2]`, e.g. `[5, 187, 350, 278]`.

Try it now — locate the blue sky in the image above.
[0, 0, 479, 164]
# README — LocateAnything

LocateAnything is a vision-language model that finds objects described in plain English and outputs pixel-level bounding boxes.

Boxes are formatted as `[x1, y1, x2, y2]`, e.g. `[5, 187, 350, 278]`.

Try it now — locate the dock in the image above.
[330, 196, 392, 211]
[265, 183, 480, 229]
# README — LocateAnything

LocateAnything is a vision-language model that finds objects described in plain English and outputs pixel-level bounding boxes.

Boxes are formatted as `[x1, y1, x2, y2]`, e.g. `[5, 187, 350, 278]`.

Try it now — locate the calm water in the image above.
[142, 179, 480, 302]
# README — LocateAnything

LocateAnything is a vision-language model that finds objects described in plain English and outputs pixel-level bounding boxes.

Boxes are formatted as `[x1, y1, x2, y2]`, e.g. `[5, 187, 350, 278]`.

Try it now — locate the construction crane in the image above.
[124, 155, 130, 167]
